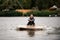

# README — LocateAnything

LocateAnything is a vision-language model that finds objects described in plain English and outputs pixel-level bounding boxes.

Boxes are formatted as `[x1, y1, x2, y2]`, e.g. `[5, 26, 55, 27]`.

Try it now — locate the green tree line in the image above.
[0, 0, 60, 10]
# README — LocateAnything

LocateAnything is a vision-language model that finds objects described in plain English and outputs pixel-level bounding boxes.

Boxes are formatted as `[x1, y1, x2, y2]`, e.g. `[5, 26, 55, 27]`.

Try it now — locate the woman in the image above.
[27, 14, 35, 26]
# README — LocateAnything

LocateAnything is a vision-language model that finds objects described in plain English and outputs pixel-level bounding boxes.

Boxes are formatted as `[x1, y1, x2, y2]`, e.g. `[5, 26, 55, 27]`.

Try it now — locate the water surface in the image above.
[0, 17, 60, 40]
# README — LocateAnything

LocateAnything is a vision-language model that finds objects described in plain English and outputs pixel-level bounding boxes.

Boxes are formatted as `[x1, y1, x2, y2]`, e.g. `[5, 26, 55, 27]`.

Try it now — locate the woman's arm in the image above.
[28, 18, 35, 21]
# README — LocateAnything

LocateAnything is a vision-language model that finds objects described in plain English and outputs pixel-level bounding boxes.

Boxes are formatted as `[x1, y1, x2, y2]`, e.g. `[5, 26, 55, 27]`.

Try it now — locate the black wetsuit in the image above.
[27, 17, 35, 25]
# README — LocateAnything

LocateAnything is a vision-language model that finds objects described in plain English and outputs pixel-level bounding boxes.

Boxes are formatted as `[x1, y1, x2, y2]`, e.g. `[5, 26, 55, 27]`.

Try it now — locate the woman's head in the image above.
[30, 14, 34, 18]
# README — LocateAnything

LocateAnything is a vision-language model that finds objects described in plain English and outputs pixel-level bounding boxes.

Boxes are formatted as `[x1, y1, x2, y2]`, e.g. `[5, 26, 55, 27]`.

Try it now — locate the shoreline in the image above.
[0, 16, 59, 17]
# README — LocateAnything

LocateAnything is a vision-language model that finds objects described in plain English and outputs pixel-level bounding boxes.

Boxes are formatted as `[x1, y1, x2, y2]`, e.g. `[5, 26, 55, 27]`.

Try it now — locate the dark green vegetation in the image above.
[0, 11, 23, 17]
[24, 10, 58, 17]
[0, 0, 60, 10]
[0, 0, 60, 17]
[0, 10, 58, 17]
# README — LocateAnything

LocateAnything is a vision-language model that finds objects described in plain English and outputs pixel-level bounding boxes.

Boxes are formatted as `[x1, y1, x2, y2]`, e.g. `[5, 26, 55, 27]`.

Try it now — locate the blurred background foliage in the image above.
[0, 0, 60, 16]
[0, 0, 60, 10]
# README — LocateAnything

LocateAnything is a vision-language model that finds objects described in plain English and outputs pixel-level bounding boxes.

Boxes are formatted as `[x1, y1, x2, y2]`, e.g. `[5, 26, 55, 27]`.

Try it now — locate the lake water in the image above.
[0, 17, 60, 40]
